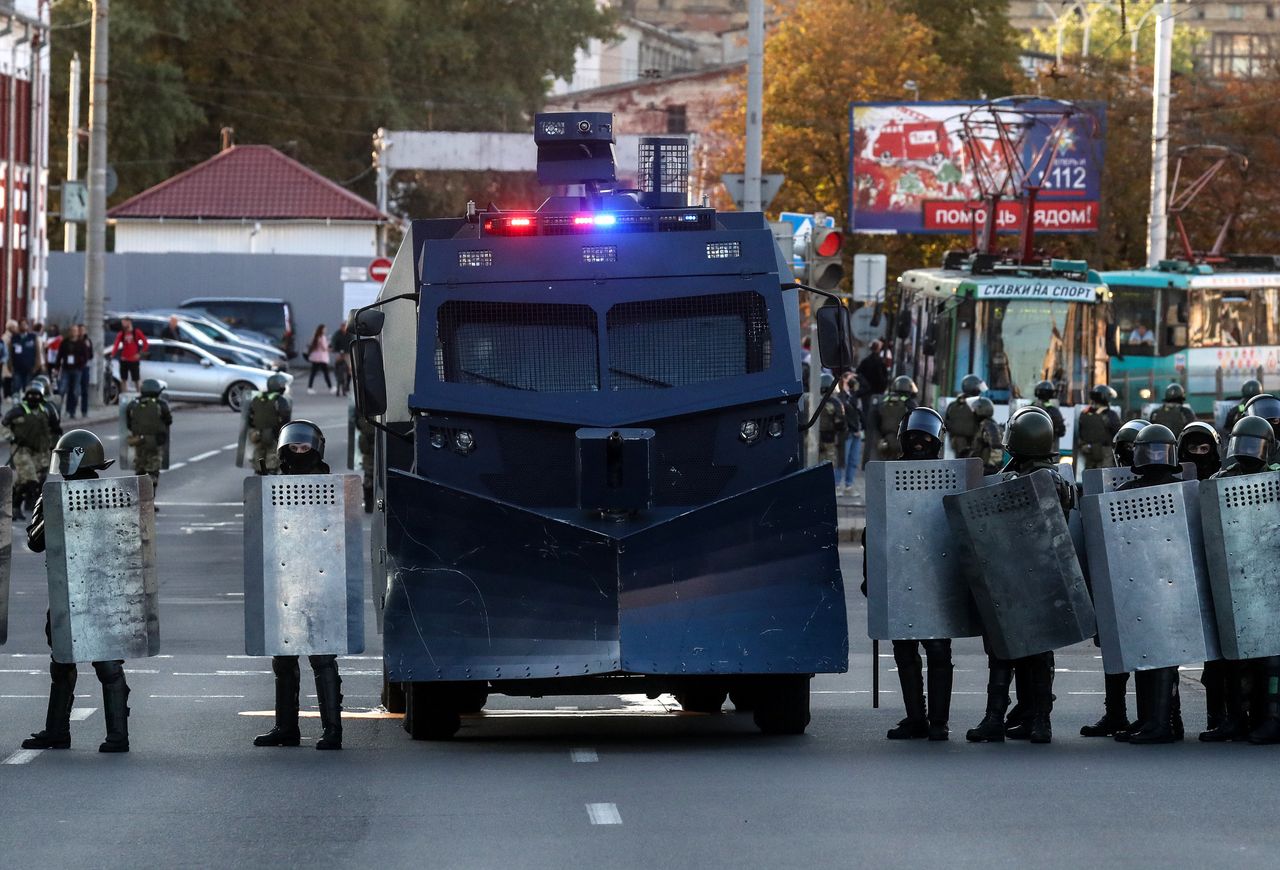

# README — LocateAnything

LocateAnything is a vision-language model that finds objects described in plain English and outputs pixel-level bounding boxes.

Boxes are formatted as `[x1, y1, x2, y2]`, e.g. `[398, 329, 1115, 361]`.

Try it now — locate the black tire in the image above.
[675, 688, 728, 714]
[728, 689, 757, 713]
[381, 672, 406, 714]
[225, 380, 255, 413]
[103, 377, 120, 406]
[403, 682, 462, 740]
[457, 684, 489, 715]
[751, 675, 812, 735]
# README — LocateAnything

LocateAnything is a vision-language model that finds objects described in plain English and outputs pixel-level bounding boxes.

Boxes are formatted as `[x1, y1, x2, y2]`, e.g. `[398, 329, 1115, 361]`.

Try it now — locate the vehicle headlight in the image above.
[739, 419, 761, 444]
[454, 430, 475, 454]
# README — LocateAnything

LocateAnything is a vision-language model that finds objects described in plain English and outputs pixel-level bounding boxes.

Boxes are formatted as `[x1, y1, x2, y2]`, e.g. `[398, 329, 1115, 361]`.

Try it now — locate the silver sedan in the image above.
[105, 339, 291, 411]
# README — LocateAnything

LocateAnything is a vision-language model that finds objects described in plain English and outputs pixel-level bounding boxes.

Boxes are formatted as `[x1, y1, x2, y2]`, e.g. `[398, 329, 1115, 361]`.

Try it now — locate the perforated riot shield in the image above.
[235, 401, 252, 468]
[1081, 463, 1198, 497]
[0, 468, 12, 644]
[866, 459, 984, 640]
[943, 469, 1096, 660]
[1081, 480, 1220, 673]
[1200, 472, 1280, 660]
[243, 474, 365, 656]
[45, 476, 160, 663]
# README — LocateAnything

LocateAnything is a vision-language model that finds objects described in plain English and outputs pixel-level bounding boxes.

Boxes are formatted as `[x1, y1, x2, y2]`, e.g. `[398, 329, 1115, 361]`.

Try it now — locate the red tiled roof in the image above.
[108, 145, 388, 222]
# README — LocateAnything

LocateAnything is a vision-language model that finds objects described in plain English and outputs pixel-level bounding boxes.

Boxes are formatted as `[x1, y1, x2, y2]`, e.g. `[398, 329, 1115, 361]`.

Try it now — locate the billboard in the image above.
[850, 101, 1105, 235]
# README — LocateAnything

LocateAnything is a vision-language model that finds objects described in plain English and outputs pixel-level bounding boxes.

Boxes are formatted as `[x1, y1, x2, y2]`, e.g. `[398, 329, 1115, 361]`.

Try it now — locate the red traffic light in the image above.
[814, 228, 843, 257]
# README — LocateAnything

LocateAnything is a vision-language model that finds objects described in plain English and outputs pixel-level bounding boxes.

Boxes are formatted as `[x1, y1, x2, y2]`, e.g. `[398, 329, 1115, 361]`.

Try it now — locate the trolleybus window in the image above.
[982, 300, 1085, 401]
[1188, 287, 1280, 348]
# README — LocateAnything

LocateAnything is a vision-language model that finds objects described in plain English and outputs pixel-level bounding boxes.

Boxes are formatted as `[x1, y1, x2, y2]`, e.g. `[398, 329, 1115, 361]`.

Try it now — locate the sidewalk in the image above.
[835, 476, 866, 545]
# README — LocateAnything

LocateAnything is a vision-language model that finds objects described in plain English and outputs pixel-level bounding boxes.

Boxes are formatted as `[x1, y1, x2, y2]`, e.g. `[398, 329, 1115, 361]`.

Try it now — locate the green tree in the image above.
[895, 0, 1020, 97]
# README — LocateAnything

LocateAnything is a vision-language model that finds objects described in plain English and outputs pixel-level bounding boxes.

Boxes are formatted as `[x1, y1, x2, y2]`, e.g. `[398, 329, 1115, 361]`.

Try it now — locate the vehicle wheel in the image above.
[102, 377, 120, 406]
[403, 682, 462, 740]
[751, 675, 812, 735]
[457, 683, 489, 715]
[225, 380, 255, 413]
[381, 672, 406, 714]
[728, 689, 757, 713]
[675, 688, 728, 714]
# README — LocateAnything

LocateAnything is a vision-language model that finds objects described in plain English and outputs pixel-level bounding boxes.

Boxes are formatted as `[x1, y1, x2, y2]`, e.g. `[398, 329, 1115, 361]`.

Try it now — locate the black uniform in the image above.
[1077, 405, 1121, 469]
[967, 417, 1003, 475]
[943, 397, 978, 456]
[1029, 399, 1067, 440]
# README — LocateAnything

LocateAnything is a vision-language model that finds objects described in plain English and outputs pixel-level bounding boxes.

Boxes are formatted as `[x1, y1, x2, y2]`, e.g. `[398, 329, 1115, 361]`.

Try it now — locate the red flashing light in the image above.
[510, 217, 532, 227]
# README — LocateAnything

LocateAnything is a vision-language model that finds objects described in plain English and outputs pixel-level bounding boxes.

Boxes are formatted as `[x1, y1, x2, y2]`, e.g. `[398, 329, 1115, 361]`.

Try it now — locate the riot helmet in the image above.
[1034, 380, 1056, 402]
[890, 375, 918, 398]
[966, 396, 995, 420]
[1090, 384, 1117, 406]
[1131, 424, 1179, 474]
[1163, 383, 1186, 403]
[140, 378, 165, 398]
[22, 384, 44, 405]
[277, 420, 326, 473]
[1177, 421, 1221, 480]
[1245, 394, 1280, 442]
[960, 374, 986, 397]
[1225, 416, 1275, 473]
[1003, 406, 1055, 459]
[50, 429, 114, 478]
[1112, 419, 1149, 468]
[820, 372, 834, 391]
[28, 374, 50, 393]
[1241, 379, 1263, 402]
[266, 373, 290, 394]
[898, 407, 945, 460]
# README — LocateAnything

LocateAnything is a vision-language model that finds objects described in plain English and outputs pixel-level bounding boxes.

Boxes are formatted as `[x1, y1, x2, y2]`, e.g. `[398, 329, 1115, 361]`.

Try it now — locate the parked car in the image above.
[138, 308, 288, 366]
[179, 297, 295, 352]
[101, 339, 289, 411]
[105, 313, 284, 372]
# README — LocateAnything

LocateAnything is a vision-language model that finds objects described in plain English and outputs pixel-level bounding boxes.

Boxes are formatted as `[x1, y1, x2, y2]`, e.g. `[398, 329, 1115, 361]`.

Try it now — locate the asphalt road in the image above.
[2, 394, 1279, 869]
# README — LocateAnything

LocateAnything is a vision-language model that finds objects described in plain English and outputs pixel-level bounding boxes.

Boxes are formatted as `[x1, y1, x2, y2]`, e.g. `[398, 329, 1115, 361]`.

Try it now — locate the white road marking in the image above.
[122, 668, 159, 674]
[70, 707, 96, 721]
[224, 593, 244, 597]
[223, 653, 379, 660]
[104, 435, 119, 441]
[586, 803, 621, 825]
[3, 749, 42, 765]
[173, 670, 272, 677]
[222, 443, 237, 450]
[570, 748, 598, 763]
[188, 450, 220, 462]
[150, 695, 245, 699]
[166, 462, 187, 471]
[555, 706, 579, 711]
[0, 669, 44, 675]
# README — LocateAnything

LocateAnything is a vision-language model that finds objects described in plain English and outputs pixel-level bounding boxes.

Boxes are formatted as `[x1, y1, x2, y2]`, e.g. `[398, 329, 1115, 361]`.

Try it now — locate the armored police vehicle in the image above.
[349, 113, 851, 739]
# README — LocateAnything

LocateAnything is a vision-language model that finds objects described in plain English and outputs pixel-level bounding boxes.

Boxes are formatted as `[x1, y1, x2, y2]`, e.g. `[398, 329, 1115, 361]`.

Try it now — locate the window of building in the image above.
[1228, 4, 1245, 20]
[666, 104, 688, 134]
[1205, 32, 1277, 76]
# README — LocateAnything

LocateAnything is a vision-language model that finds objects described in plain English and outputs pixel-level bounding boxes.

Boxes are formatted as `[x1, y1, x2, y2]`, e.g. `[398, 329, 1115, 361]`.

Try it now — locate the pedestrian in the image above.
[2, 319, 17, 399]
[20, 430, 132, 753]
[2, 382, 62, 520]
[245, 373, 292, 475]
[253, 420, 344, 751]
[836, 371, 862, 494]
[109, 316, 149, 395]
[55, 324, 93, 420]
[331, 321, 353, 397]
[305, 324, 333, 395]
[44, 324, 62, 388]
[855, 340, 889, 425]
[125, 378, 173, 510]
[160, 315, 181, 341]
[9, 319, 41, 399]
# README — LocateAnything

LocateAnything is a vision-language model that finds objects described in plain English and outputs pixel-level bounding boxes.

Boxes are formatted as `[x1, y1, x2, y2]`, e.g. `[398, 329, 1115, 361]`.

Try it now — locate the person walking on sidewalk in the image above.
[110, 317, 149, 395]
[305, 325, 333, 395]
[56, 325, 93, 420]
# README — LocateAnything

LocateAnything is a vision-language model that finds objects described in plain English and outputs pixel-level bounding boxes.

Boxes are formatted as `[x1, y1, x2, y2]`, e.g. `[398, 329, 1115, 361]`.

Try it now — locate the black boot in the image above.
[313, 655, 343, 750]
[255, 656, 301, 747]
[1202, 661, 1248, 742]
[95, 661, 130, 753]
[22, 660, 76, 749]
[967, 657, 1011, 743]
[887, 642, 927, 740]
[1170, 679, 1184, 741]
[1248, 657, 1280, 745]
[1081, 672, 1132, 737]
[924, 640, 952, 741]
[1129, 668, 1176, 745]
[1027, 654, 1054, 744]
[1005, 661, 1030, 732]
[1202, 659, 1226, 732]
[11, 487, 24, 521]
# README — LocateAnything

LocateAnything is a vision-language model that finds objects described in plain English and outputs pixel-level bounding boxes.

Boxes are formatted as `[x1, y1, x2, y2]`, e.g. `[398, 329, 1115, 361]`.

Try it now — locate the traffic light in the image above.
[809, 224, 844, 290]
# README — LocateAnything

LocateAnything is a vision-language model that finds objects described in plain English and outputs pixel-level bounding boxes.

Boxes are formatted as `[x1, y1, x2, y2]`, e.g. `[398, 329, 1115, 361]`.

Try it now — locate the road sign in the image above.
[369, 257, 393, 283]
[851, 306, 882, 344]
[722, 173, 784, 211]
[769, 221, 796, 282]
[61, 180, 88, 223]
[853, 254, 887, 303]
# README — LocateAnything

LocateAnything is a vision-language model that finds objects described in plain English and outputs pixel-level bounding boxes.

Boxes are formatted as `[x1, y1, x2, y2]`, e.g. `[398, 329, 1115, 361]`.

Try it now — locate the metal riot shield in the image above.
[234, 400, 252, 468]
[1199, 472, 1280, 659]
[243, 474, 365, 656]
[0, 468, 12, 644]
[45, 476, 160, 663]
[1082, 463, 1198, 496]
[943, 469, 1096, 659]
[866, 459, 984, 640]
[1082, 480, 1220, 673]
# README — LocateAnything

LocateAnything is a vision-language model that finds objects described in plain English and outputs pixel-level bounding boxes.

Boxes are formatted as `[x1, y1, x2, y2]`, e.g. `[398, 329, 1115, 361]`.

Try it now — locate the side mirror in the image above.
[815, 302, 854, 370]
[922, 322, 938, 357]
[200, 358, 213, 367]
[351, 336, 387, 417]
[1104, 322, 1122, 359]
[353, 308, 386, 338]
[895, 308, 913, 340]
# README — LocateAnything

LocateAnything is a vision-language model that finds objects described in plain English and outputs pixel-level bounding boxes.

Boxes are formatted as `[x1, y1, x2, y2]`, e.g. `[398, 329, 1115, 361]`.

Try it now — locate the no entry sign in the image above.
[369, 257, 393, 282]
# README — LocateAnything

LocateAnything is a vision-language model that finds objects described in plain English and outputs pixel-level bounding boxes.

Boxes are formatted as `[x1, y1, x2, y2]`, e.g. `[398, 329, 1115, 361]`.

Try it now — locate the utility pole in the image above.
[64, 52, 80, 253]
[85, 0, 108, 403]
[743, 0, 764, 213]
[1146, 0, 1173, 267]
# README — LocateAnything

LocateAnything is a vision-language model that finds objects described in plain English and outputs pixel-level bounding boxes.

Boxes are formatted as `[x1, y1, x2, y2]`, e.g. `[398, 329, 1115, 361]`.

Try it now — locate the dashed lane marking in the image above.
[150, 695, 245, 699]
[221, 443, 237, 450]
[70, 708, 96, 721]
[586, 803, 622, 825]
[3, 749, 42, 765]
[188, 450, 221, 462]
[166, 462, 187, 470]
[570, 748, 598, 763]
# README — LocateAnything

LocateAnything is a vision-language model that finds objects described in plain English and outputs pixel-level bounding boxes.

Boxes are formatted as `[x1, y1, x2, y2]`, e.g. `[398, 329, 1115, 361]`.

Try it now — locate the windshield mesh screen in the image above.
[606, 292, 771, 390]
[436, 301, 599, 392]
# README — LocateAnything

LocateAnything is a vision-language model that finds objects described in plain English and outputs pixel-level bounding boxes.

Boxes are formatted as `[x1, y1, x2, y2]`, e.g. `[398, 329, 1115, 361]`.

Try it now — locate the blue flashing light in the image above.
[594, 214, 616, 227]
[681, 213, 698, 222]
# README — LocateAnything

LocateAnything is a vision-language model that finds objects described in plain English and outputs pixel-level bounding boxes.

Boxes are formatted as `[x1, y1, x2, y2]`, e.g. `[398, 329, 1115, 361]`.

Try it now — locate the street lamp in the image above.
[903, 80, 919, 101]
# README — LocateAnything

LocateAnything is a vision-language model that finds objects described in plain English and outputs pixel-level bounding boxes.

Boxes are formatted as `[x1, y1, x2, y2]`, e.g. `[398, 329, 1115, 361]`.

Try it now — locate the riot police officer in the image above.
[126, 378, 173, 507]
[20, 430, 131, 753]
[964, 396, 1002, 475]
[943, 374, 984, 456]
[1223, 378, 1262, 436]
[1211, 417, 1280, 743]
[880, 407, 956, 741]
[253, 420, 345, 751]
[816, 372, 847, 468]
[1177, 421, 1221, 481]
[1112, 419, 1149, 468]
[1076, 384, 1120, 469]
[3, 382, 61, 520]
[1113, 425, 1184, 744]
[966, 407, 1068, 744]
[1148, 383, 1196, 436]
[1030, 380, 1066, 440]
[872, 375, 917, 460]
[246, 373, 291, 475]
[1243, 394, 1280, 466]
